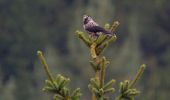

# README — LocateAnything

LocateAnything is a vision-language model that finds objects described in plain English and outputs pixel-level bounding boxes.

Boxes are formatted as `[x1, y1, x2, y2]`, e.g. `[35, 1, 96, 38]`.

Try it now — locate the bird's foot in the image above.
[106, 34, 113, 38]
[89, 33, 99, 39]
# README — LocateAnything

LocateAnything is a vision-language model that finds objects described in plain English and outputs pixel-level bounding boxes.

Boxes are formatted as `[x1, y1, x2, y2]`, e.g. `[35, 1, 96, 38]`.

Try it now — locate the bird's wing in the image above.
[86, 26, 110, 34]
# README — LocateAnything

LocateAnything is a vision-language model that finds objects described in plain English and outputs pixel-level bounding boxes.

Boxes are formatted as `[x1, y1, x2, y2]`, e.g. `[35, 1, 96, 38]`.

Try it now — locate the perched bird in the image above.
[83, 15, 112, 37]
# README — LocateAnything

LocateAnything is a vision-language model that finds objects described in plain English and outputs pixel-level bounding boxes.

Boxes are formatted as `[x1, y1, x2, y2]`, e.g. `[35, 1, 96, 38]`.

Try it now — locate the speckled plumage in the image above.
[83, 15, 112, 37]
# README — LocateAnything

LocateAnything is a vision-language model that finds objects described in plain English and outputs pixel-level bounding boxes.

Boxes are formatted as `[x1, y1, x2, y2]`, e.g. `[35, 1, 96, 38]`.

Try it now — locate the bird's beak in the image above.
[83, 15, 88, 20]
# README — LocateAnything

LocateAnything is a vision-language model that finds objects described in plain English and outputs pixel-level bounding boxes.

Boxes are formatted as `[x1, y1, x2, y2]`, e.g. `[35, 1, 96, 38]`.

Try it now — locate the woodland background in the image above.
[0, 0, 170, 100]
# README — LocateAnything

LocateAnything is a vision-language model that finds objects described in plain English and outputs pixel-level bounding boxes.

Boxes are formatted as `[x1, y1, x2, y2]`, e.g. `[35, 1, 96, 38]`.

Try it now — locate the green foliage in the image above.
[116, 64, 146, 100]
[37, 20, 146, 100]
[117, 80, 140, 100]
[88, 78, 115, 99]
[1, 0, 170, 99]
[37, 51, 81, 100]
[43, 75, 81, 100]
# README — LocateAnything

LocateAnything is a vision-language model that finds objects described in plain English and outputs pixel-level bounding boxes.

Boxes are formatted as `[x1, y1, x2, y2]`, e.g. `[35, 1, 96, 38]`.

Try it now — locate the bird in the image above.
[83, 15, 112, 37]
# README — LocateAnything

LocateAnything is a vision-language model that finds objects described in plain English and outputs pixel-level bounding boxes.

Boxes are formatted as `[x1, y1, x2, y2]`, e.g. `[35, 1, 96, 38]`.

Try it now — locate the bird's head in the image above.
[83, 15, 92, 24]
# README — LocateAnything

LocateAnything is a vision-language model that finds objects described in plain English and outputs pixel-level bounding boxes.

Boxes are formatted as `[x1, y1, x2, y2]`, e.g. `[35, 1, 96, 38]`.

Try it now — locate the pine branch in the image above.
[37, 51, 55, 85]
[37, 51, 81, 100]
[115, 64, 146, 100]
[37, 16, 146, 100]
[129, 64, 146, 88]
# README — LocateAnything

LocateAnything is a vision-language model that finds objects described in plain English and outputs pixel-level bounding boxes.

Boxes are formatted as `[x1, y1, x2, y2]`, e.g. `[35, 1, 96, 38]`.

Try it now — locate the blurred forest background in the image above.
[0, 0, 170, 100]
